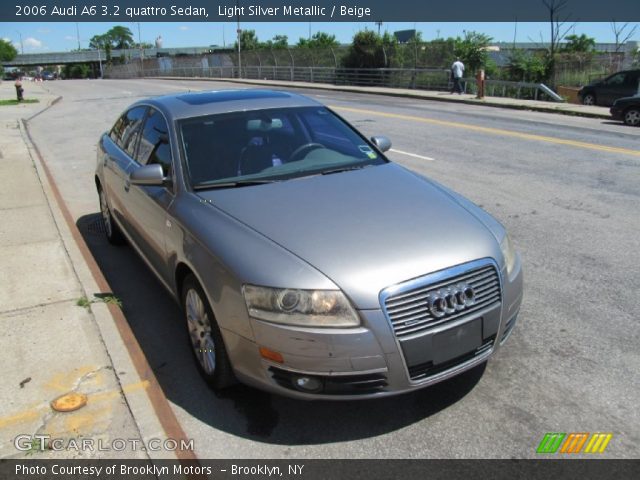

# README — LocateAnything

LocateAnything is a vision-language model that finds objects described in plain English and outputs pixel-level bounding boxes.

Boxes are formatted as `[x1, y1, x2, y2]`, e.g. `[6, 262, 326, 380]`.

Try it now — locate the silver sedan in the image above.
[95, 89, 523, 400]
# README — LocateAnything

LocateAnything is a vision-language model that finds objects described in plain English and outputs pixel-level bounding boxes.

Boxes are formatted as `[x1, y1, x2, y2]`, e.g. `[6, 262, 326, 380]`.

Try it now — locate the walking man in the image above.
[451, 57, 465, 94]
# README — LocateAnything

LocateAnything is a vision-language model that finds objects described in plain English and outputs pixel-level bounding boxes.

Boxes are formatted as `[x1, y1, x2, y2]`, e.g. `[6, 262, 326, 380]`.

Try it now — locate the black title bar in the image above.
[4, 0, 640, 22]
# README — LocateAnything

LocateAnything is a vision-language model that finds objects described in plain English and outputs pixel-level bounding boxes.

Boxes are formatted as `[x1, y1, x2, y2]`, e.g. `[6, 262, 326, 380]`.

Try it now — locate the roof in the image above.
[139, 89, 322, 121]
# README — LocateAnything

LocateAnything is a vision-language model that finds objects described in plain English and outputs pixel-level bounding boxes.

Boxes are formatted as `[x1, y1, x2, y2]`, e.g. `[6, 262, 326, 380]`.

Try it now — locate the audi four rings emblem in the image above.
[427, 284, 476, 318]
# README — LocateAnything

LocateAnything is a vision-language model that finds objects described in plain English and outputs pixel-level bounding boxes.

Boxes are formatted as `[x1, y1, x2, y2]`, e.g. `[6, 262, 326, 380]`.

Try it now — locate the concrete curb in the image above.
[146, 76, 611, 120]
[19, 98, 198, 462]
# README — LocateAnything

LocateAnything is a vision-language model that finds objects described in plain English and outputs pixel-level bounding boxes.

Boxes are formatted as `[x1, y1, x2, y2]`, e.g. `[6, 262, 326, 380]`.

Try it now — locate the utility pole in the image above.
[137, 22, 144, 77]
[375, 21, 383, 36]
[236, 0, 242, 78]
[75, 22, 81, 50]
[15, 31, 23, 54]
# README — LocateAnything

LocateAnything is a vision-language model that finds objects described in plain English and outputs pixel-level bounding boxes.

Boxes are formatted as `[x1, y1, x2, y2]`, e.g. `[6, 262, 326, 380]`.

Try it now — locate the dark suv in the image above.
[578, 70, 640, 106]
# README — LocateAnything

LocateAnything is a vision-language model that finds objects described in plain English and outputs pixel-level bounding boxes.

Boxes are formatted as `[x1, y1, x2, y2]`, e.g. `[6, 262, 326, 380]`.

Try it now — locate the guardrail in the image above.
[107, 65, 564, 102]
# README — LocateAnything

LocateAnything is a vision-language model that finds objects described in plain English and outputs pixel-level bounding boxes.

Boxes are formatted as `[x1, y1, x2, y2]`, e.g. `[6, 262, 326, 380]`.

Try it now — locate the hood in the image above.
[197, 164, 501, 309]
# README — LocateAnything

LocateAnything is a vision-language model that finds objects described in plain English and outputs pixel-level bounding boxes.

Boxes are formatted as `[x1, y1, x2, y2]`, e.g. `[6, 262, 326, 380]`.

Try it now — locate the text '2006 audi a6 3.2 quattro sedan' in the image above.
[95, 89, 523, 400]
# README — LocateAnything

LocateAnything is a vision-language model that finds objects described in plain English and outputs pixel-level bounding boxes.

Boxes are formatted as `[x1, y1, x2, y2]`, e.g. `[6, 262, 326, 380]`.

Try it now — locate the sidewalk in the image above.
[0, 81, 178, 459]
[153, 76, 611, 119]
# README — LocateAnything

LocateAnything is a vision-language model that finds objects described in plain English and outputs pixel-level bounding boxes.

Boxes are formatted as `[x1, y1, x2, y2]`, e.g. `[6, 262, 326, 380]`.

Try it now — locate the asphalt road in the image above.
[27, 79, 639, 459]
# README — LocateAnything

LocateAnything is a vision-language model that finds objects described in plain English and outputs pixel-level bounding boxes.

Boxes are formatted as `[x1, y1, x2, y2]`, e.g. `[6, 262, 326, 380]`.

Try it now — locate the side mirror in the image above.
[129, 164, 165, 186]
[370, 135, 392, 153]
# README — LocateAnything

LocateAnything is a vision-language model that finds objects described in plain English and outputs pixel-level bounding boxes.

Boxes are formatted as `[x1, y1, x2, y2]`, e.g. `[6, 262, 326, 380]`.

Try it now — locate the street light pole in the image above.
[236, 0, 242, 78]
[75, 22, 81, 50]
[137, 22, 144, 77]
[15, 31, 24, 54]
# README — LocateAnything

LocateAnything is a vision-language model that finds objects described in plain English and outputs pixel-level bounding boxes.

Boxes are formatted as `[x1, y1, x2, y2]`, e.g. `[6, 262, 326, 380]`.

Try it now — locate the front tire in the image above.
[582, 93, 596, 106]
[623, 108, 640, 126]
[182, 275, 235, 389]
[99, 187, 125, 245]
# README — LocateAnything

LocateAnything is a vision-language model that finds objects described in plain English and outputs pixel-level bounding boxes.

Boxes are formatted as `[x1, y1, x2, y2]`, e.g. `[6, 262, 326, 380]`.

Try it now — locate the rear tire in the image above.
[582, 93, 596, 106]
[182, 274, 235, 389]
[623, 108, 640, 126]
[99, 187, 125, 245]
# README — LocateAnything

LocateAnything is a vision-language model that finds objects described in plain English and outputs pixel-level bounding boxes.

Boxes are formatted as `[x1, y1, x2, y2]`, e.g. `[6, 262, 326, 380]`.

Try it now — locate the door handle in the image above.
[124, 178, 131, 192]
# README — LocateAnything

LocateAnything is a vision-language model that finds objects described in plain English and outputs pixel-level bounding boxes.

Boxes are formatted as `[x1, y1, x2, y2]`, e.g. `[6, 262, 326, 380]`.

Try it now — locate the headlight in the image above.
[243, 285, 360, 328]
[500, 233, 517, 276]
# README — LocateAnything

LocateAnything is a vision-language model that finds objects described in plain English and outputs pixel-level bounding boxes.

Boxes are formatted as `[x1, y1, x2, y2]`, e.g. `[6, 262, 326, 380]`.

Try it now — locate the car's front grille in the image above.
[383, 263, 501, 338]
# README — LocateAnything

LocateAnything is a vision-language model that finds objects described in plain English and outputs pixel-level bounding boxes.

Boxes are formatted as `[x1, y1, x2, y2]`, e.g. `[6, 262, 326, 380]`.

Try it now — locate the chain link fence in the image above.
[103, 44, 637, 101]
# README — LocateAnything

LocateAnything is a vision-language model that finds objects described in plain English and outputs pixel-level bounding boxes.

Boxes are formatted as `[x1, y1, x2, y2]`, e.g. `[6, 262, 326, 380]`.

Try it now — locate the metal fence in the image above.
[108, 64, 563, 102]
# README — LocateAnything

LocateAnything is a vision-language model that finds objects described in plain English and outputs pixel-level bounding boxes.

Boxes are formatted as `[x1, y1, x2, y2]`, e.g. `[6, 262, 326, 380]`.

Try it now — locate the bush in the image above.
[64, 63, 91, 79]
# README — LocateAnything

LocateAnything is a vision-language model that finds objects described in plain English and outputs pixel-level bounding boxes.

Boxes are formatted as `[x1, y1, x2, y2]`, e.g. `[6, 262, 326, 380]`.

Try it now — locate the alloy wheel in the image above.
[185, 288, 216, 375]
[624, 109, 640, 126]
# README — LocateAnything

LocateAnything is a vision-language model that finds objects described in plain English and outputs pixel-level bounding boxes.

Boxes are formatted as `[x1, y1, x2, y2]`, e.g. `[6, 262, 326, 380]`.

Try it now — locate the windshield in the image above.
[179, 106, 387, 188]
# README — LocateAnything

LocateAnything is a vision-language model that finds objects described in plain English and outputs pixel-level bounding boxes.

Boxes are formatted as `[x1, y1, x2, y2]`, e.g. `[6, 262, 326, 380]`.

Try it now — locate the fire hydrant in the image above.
[15, 79, 24, 102]
[476, 69, 485, 99]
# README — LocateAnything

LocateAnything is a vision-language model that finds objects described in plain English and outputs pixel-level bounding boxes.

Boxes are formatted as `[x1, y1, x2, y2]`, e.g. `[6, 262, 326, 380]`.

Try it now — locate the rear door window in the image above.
[136, 108, 173, 177]
[110, 106, 147, 158]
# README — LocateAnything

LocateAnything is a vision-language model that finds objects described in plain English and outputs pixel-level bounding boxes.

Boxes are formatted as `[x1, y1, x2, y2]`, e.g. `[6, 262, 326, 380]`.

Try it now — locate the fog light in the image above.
[294, 376, 323, 393]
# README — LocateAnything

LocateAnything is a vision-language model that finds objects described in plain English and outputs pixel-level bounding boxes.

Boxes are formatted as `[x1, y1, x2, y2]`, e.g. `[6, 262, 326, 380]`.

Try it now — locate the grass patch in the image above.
[24, 437, 46, 455]
[76, 293, 123, 310]
[0, 99, 39, 106]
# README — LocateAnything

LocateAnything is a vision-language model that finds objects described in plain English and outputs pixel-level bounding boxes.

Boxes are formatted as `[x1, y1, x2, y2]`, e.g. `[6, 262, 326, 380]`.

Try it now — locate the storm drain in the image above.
[85, 215, 106, 236]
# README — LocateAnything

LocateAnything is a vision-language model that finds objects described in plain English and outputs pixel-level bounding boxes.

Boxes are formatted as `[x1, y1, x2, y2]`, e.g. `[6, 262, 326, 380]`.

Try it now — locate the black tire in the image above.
[98, 186, 126, 245]
[623, 108, 640, 127]
[182, 274, 235, 389]
[582, 93, 596, 106]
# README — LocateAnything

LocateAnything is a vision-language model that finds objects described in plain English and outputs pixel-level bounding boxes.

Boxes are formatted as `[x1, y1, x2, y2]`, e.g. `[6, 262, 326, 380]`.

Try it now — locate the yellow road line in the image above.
[331, 105, 640, 158]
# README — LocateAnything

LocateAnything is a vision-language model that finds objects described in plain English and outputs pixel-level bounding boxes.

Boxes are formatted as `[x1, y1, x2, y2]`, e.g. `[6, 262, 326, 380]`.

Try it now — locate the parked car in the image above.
[95, 89, 523, 399]
[610, 94, 640, 126]
[578, 69, 640, 106]
[42, 71, 55, 81]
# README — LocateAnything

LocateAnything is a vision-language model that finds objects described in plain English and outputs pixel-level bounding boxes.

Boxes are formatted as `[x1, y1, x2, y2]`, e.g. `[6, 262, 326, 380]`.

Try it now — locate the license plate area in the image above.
[399, 317, 495, 382]
[432, 318, 482, 365]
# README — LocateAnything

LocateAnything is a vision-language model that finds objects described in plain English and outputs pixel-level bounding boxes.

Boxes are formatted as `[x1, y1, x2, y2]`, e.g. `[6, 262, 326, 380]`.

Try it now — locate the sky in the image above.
[1, 22, 639, 54]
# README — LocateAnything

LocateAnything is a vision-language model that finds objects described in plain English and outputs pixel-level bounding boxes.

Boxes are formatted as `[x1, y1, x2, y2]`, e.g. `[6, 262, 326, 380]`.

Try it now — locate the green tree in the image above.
[0, 38, 18, 62]
[342, 30, 387, 68]
[454, 31, 493, 73]
[297, 32, 339, 49]
[561, 34, 595, 53]
[0, 39, 18, 78]
[263, 35, 288, 49]
[107, 26, 134, 50]
[507, 49, 549, 82]
[89, 34, 108, 50]
[89, 34, 112, 62]
[234, 30, 260, 51]
[64, 63, 91, 79]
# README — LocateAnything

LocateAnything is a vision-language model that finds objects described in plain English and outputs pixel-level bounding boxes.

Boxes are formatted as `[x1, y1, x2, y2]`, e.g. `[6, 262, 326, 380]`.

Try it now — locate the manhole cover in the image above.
[51, 392, 87, 412]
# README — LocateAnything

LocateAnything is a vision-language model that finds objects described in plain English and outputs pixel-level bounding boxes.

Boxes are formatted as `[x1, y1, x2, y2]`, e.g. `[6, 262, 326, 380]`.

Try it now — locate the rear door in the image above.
[102, 106, 147, 234]
[123, 107, 175, 284]
[598, 72, 636, 105]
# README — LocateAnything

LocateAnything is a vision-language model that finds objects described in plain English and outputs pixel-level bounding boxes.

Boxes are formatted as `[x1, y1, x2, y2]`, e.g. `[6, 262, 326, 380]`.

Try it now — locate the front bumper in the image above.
[225, 257, 523, 400]
[610, 106, 623, 120]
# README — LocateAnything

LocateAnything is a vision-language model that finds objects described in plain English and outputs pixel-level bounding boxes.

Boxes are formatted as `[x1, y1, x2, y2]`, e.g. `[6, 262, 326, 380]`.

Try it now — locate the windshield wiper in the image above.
[193, 179, 277, 190]
[321, 164, 373, 175]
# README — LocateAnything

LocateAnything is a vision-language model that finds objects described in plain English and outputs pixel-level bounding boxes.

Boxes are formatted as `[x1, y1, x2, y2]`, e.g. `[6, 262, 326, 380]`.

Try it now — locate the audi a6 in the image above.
[95, 89, 523, 399]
